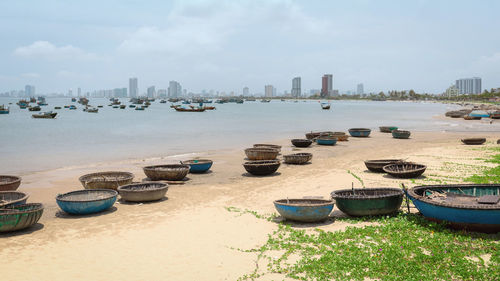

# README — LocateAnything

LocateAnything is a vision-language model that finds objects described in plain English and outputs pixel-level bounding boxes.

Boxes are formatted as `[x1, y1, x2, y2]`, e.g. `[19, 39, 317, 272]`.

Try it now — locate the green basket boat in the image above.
[330, 188, 404, 216]
[0, 203, 44, 232]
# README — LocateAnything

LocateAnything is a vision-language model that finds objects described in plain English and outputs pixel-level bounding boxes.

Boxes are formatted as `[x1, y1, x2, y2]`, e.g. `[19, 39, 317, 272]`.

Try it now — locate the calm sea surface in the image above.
[0, 98, 484, 174]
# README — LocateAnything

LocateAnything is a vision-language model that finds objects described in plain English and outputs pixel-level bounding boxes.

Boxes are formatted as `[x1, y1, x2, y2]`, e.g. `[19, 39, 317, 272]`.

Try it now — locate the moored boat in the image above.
[0, 175, 21, 191]
[32, 111, 57, 119]
[469, 110, 490, 118]
[174, 106, 206, 112]
[283, 153, 312, 164]
[0, 105, 9, 114]
[56, 189, 117, 215]
[392, 129, 411, 139]
[0, 203, 44, 232]
[331, 188, 404, 216]
[181, 159, 213, 173]
[348, 128, 371, 137]
[245, 148, 279, 160]
[379, 126, 398, 133]
[0, 191, 29, 207]
[28, 105, 41, 111]
[364, 159, 403, 173]
[320, 102, 331, 110]
[461, 138, 486, 145]
[489, 111, 500, 119]
[79, 171, 134, 190]
[273, 199, 334, 222]
[383, 162, 426, 178]
[243, 160, 280, 176]
[117, 182, 168, 202]
[143, 164, 190, 181]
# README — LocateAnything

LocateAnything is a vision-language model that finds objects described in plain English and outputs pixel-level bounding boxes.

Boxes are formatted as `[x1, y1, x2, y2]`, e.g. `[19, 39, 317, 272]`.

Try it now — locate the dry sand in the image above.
[1, 130, 499, 280]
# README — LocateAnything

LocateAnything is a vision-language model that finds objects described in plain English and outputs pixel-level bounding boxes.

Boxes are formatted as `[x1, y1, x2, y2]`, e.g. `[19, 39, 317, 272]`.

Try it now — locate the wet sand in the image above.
[1, 130, 499, 280]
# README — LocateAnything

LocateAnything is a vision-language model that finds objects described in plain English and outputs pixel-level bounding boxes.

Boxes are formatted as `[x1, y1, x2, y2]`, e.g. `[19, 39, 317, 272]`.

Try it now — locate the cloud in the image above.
[14, 41, 97, 60]
[21, 72, 40, 78]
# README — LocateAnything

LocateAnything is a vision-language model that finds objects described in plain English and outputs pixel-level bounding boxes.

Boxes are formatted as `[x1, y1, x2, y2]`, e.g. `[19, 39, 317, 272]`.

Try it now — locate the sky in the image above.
[1, 0, 499, 95]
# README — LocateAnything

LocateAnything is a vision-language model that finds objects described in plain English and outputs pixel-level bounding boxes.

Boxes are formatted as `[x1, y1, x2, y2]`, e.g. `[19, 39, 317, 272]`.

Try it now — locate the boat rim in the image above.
[273, 198, 334, 207]
[56, 189, 118, 202]
[331, 188, 404, 200]
[117, 182, 168, 192]
[0, 203, 44, 215]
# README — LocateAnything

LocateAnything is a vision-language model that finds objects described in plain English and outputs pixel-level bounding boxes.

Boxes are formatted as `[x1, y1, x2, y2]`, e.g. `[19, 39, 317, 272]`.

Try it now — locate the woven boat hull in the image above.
[379, 126, 398, 133]
[0, 191, 29, 208]
[79, 171, 134, 190]
[364, 159, 403, 173]
[406, 184, 500, 233]
[348, 128, 371, 137]
[118, 183, 168, 202]
[383, 163, 426, 178]
[392, 130, 411, 139]
[253, 144, 281, 152]
[461, 138, 486, 145]
[0, 203, 44, 232]
[274, 199, 334, 222]
[181, 160, 213, 173]
[243, 160, 280, 176]
[316, 138, 337, 145]
[244, 148, 279, 160]
[283, 153, 312, 164]
[143, 165, 189, 181]
[0, 175, 21, 191]
[331, 188, 403, 216]
[291, 139, 312, 147]
[56, 190, 117, 215]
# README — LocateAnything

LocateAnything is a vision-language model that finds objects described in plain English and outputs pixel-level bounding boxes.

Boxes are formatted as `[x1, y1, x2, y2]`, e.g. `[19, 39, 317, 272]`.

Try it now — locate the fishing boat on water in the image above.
[32, 111, 57, 119]
[71, 97, 77, 102]
[174, 106, 206, 112]
[160, 100, 167, 103]
[321, 102, 331, 110]
[37, 97, 48, 106]
[28, 105, 41, 111]
[69, 105, 77, 110]
[261, 99, 271, 103]
[0, 105, 9, 114]
[83, 107, 98, 113]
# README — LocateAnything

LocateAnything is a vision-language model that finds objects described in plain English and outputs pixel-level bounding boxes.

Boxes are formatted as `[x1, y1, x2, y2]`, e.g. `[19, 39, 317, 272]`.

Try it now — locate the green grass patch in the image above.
[465, 147, 500, 184]
[238, 213, 500, 281]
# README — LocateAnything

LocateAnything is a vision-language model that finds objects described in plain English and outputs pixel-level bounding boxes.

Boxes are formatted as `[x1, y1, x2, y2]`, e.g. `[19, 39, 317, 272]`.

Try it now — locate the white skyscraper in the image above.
[357, 83, 364, 95]
[264, 85, 274, 97]
[147, 86, 156, 98]
[292, 77, 301, 98]
[455, 77, 481, 94]
[168, 81, 182, 98]
[129, 78, 138, 98]
[243, 87, 249, 96]
[24, 85, 35, 97]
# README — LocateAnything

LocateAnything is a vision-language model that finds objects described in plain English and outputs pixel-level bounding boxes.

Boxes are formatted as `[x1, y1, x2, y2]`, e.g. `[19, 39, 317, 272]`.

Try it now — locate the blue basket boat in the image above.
[274, 199, 335, 222]
[56, 189, 117, 215]
[181, 159, 213, 173]
[316, 137, 337, 146]
[348, 128, 371, 137]
[405, 184, 500, 233]
[469, 110, 490, 118]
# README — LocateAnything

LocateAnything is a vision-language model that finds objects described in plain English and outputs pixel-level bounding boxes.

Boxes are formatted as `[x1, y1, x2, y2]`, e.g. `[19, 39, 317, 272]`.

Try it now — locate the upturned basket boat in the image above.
[0, 175, 21, 191]
[273, 199, 334, 222]
[244, 148, 279, 160]
[0, 191, 29, 208]
[56, 189, 118, 215]
[291, 139, 312, 148]
[253, 144, 282, 152]
[392, 130, 411, 139]
[283, 153, 312, 164]
[330, 188, 403, 216]
[461, 138, 486, 145]
[118, 182, 168, 202]
[181, 159, 213, 173]
[143, 164, 190, 181]
[406, 184, 500, 233]
[243, 160, 280, 176]
[383, 162, 426, 178]
[348, 128, 371, 137]
[364, 159, 403, 173]
[0, 203, 44, 233]
[79, 171, 134, 190]
[379, 126, 398, 133]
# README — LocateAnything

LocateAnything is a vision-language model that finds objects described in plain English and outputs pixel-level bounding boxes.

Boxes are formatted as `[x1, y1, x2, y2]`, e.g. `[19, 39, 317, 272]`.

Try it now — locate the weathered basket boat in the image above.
[461, 138, 486, 145]
[0, 191, 29, 208]
[348, 128, 371, 137]
[0, 175, 21, 191]
[0, 203, 44, 233]
[405, 184, 500, 233]
[181, 159, 213, 173]
[331, 188, 404, 216]
[305, 131, 334, 140]
[392, 129, 411, 139]
[253, 144, 281, 152]
[364, 159, 403, 173]
[332, 132, 349, 141]
[56, 189, 117, 215]
[379, 126, 398, 133]
[464, 115, 481, 120]
[283, 153, 312, 164]
[469, 110, 490, 118]
[383, 162, 426, 178]
[79, 171, 134, 190]
[143, 164, 190, 181]
[244, 148, 279, 160]
[316, 136, 337, 145]
[117, 182, 168, 202]
[274, 199, 334, 222]
[449, 112, 465, 118]
[291, 139, 312, 148]
[243, 160, 280, 176]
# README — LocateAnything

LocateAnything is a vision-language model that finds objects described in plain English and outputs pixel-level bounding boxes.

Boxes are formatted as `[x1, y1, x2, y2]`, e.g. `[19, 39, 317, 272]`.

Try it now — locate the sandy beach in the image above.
[1, 130, 499, 280]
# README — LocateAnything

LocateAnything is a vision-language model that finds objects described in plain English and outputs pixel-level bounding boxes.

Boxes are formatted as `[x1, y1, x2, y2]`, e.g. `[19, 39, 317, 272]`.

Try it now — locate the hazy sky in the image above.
[1, 0, 499, 94]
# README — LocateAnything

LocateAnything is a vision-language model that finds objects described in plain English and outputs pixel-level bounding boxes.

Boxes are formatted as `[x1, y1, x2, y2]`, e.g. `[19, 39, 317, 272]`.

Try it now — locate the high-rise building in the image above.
[113, 88, 127, 98]
[264, 85, 274, 97]
[25, 85, 35, 97]
[168, 81, 182, 98]
[77, 87, 82, 97]
[321, 74, 333, 97]
[445, 85, 459, 98]
[357, 83, 364, 95]
[129, 78, 138, 98]
[292, 77, 301, 98]
[243, 87, 249, 96]
[147, 86, 156, 98]
[157, 89, 167, 97]
[455, 77, 481, 94]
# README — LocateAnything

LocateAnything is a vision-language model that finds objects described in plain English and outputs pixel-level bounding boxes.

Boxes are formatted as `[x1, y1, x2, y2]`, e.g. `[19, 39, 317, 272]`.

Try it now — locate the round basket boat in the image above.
[348, 128, 371, 137]
[330, 188, 403, 216]
[243, 160, 280, 176]
[305, 131, 334, 140]
[181, 159, 213, 173]
[332, 132, 349, 141]
[316, 137, 337, 146]
[79, 171, 134, 190]
[56, 189, 118, 215]
[118, 182, 168, 202]
[392, 130, 411, 139]
[0, 175, 21, 191]
[379, 126, 398, 133]
[461, 138, 486, 145]
[0, 203, 44, 233]
[273, 199, 334, 222]
[283, 153, 312, 164]
[0, 191, 29, 208]
[291, 139, 312, 148]
[244, 148, 279, 160]
[383, 162, 426, 178]
[143, 164, 190, 181]
[364, 159, 403, 173]
[253, 144, 281, 152]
